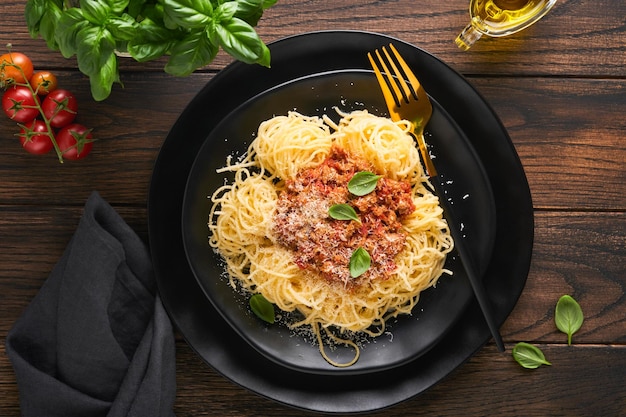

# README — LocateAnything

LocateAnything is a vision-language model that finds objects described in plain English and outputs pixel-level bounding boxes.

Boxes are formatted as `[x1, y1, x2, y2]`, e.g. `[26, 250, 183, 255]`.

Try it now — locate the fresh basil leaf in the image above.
[107, 0, 131, 15]
[215, 17, 270, 66]
[88, 51, 119, 101]
[165, 29, 218, 76]
[233, 0, 277, 25]
[55, 8, 90, 58]
[25, 0, 64, 49]
[75, 25, 116, 76]
[37, 1, 64, 50]
[512, 342, 551, 369]
[215, 1, 238, 21]
[348, 171, 381, 196]
[249, 293, 275, 324]
[126, 0, 147, 17]
[106, 14, 137, 41]
[128, 18, 181, 62]
[329, 204, 360, 222]
[555, 295, 584, 345]
[350, 247, 371, 278]
[25, 0, 46, 35]
[162, 0, 214, 29]
[80, 0, 112, 25]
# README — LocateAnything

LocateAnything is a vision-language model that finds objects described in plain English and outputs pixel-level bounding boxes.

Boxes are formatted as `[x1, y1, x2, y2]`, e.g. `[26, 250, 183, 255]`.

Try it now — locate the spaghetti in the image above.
[208, 109, 453, 367]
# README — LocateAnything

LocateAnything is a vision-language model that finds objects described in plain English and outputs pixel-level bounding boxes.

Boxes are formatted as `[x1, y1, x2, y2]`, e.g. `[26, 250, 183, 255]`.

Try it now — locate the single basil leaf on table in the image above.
[348, 171, 381, 196]
[555, 294, 584, 345]
[329, 203, 360, 222]
[350, 247, 371, 278]
[250, 294, 275, 324]
[512, 342, 551, 369]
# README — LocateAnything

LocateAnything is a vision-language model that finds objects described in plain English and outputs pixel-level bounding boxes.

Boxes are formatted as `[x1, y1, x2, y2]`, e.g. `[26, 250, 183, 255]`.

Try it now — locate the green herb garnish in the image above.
[249, 293, 275, 324]
[348, 171, 381, 196]
[349, 247, 371, 278]
[328, 203, 360, 222]
[25, 0, 276, 100]
[512, 342, 551, 369]
[555, 295, 584, 345]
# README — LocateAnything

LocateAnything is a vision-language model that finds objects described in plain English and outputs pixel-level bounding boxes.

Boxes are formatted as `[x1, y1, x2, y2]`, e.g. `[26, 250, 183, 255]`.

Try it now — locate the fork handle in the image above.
[430, 176, 506, 352]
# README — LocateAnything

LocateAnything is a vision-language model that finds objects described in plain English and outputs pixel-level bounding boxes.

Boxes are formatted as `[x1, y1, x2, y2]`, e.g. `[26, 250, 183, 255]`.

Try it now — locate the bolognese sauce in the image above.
[272, 146, 415, 286]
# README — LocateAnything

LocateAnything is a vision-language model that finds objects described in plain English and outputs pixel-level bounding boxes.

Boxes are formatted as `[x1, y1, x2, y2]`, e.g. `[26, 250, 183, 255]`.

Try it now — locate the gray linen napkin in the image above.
[5, 191, 176, 417]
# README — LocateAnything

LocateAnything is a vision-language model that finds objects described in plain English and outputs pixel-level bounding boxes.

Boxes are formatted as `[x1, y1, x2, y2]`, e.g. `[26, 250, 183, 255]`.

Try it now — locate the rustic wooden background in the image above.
[1, 0, 625, 415]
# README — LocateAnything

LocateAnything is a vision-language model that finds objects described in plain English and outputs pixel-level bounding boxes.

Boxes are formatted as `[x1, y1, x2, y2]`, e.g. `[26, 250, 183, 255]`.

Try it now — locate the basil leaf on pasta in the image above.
[348, 171, 381, 196]
[350, 247, 371, 278]
[329, 203, 360, 222]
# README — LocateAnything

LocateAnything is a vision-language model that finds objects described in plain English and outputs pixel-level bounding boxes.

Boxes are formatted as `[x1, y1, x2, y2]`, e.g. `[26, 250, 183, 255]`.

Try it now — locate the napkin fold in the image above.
[5, 191, 176, 417]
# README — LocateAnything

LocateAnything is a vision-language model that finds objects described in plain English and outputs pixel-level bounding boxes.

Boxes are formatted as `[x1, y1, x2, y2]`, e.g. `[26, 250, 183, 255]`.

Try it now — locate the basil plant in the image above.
[25, 0, 277, 100]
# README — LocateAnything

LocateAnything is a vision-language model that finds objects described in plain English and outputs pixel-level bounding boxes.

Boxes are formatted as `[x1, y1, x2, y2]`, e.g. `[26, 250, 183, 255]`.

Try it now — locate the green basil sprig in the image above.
[349, 247, 371, 278]
[25, 0, 276, 101]
[555, 295, 584, 345]
[328, 203, 359, 222]
[348, 171, 381, 196]
[249, 293, 275, 324]
[512, 342, 551, 369]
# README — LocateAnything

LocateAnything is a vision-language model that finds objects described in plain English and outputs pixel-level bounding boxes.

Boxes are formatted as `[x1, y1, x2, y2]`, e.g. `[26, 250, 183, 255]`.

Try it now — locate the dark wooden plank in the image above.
[501, 211, 626, 343]
[2, 339, 625, 417]
[0, 75, 623, 210]
[0, 71, 212, 206]
[171, 342, 626, 417]
[474, 77, 626, 211]
[1, 0, 625, 77]
[1, 196, 622, 414]
[1, 207, 623, 340]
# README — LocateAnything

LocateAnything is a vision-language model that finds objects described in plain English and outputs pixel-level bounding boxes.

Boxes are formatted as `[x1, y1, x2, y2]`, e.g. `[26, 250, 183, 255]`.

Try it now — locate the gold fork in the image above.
[368, 44, 505, 352]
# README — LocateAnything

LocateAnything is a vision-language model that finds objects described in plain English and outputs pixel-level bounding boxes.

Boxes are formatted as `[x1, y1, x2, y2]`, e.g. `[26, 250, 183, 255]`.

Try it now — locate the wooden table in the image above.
[1, 0, 625, 415]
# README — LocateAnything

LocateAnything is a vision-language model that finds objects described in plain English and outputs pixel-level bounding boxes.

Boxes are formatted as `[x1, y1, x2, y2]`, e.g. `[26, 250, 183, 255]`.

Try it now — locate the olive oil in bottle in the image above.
[455, 0, 557, 50]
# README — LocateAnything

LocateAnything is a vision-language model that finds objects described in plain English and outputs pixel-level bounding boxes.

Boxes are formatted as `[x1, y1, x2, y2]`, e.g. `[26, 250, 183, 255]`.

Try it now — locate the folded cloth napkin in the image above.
[6, 191, 176, 417]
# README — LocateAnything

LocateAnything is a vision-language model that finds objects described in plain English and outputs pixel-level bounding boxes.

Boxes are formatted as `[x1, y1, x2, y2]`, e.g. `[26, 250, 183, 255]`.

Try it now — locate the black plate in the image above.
[149, 30, 533, 414]
[181, 69, 496, 375]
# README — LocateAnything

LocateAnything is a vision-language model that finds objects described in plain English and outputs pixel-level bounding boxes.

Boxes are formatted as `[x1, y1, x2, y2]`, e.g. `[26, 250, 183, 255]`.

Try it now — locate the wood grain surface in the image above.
[1, 0, 624, 416]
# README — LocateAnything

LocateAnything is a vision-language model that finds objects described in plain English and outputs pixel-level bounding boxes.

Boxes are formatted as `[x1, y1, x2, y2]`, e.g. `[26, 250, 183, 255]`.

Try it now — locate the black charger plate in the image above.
[181, 69, 496, 375]
[149, 30, 533, 414]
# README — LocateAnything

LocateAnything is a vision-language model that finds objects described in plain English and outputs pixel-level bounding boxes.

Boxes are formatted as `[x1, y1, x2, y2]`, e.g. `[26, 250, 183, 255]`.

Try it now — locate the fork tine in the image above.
[367, 52, 395, 111]
[381, 45, 415, 104]
[389, 44, 432, 113]
[368, 50, 403, 108]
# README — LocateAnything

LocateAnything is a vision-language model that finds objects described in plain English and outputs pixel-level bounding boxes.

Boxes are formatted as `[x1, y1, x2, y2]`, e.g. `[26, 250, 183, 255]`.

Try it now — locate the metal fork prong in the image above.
[382, 45, 415, 103]
[367, 52, 399, 111]
[372, 49, 404, 108]
[388, 44, 422, 101]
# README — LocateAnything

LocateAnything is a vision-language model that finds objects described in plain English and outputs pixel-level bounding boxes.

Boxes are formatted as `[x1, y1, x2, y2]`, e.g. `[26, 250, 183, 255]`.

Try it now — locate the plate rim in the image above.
[180, 68, 497, 376]
[148, 29, 533, 414]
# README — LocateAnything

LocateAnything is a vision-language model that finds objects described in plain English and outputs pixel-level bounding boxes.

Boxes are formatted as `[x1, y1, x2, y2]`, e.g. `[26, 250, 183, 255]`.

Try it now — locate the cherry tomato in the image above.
[18, 119, 54, 155]
[2, 86, 39, 123]
[30, 71, 58, 95]
[56, 123, 93, 160]
[42, 89, 78, 128]
[0, 52, 34, 85]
